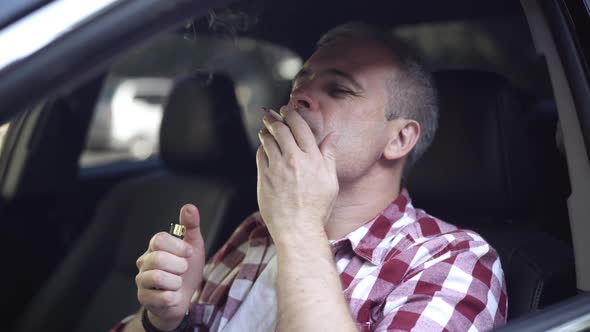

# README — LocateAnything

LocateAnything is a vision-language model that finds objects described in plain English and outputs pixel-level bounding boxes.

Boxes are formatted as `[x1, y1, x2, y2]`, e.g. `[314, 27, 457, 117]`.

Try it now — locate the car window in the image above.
[79, 34, 301, 167]
[394, 14, 549, 96]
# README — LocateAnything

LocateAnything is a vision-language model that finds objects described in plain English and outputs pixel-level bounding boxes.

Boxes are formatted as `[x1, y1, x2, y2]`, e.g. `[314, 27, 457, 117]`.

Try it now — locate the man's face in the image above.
[289, 38, 400, 182]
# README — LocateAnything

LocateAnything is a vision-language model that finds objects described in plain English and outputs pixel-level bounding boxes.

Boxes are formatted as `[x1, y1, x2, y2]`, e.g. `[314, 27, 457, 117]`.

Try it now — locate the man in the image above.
[115, 23, 507, 332]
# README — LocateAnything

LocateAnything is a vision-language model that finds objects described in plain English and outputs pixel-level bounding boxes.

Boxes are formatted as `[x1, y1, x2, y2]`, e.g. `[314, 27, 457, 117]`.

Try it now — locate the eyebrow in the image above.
[294, 68, 364, 91]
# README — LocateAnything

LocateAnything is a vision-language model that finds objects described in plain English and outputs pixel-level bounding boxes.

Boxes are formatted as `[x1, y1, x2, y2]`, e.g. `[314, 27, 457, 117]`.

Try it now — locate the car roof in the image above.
[190, 0, 524, 57]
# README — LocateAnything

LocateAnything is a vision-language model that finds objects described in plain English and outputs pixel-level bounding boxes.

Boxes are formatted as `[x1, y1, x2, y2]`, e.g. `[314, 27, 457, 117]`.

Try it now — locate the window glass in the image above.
[394, 14, 550, 96]
[79, 34, 301, 167]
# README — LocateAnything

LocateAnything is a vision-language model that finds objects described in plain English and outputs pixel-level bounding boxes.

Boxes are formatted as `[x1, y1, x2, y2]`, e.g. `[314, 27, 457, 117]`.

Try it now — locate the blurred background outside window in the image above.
[79, 34, 301, 167]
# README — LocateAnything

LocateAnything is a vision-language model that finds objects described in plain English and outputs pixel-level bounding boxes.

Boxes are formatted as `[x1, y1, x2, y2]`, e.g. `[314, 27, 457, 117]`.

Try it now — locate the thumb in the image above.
[179, 204, 204, 250]
[319, 132, 339, 168]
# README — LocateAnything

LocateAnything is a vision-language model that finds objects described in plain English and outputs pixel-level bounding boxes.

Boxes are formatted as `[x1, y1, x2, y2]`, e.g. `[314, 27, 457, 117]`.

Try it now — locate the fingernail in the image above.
[184, 205, 193, 216]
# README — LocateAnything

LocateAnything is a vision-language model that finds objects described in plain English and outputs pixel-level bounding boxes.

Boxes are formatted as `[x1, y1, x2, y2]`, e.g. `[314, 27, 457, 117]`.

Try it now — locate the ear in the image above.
[383, 119, 421, 161]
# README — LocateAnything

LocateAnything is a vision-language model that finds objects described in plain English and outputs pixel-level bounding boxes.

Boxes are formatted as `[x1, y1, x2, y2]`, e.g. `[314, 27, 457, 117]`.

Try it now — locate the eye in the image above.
[328, 86, 353, 97]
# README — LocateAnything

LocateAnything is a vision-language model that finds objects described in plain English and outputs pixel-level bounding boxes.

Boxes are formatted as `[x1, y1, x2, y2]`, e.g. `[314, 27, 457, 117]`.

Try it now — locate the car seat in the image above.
[14, 73, 257, 332]
[407, 69, 577, 320]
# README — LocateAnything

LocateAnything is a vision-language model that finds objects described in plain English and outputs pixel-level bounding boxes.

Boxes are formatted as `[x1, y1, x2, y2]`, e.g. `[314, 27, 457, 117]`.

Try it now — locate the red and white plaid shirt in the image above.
[115, 189, 507, 331]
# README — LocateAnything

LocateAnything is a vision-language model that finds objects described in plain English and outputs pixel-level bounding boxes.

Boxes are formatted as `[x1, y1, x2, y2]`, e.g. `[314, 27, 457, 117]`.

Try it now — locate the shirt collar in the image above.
[330, 188, 415, 265]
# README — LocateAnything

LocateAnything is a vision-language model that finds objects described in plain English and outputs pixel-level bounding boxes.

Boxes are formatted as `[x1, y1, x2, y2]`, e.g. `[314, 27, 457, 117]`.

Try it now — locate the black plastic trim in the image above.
[0, 0, 50, 30]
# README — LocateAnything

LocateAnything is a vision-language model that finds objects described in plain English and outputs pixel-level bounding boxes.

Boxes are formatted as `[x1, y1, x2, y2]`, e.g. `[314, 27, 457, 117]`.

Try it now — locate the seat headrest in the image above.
[159, 73, 254, 175]
[407, 70, 534, 221]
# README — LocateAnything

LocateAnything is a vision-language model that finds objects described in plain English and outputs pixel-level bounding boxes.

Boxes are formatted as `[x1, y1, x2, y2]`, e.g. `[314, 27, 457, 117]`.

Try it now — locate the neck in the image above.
[324, 169, 401, 240]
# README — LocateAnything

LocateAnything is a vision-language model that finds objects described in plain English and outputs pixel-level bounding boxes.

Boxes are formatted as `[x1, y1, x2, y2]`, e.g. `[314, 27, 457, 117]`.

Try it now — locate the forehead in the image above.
[304, 38, 397, 81]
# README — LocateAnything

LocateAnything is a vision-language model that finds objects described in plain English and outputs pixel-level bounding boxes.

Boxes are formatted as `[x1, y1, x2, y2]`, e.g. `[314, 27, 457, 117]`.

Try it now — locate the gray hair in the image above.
[317, 23, 438, 180]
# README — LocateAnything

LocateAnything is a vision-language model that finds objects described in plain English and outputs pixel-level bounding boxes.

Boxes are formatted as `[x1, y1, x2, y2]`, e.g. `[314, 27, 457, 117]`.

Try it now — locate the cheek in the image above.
[332, 123, 389, 178]
[320, 102, 388, 150]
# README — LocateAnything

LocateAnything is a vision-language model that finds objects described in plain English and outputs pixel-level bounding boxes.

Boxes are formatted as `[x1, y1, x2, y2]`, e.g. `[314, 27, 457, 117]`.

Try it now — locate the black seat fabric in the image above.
[15, 73, 257, 332]
[408, 70, 535, 223]
[407, 70, 576, 320]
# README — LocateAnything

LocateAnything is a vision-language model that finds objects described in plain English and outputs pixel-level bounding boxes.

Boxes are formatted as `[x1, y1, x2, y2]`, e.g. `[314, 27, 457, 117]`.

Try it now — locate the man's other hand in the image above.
[134, 204, 205, 331]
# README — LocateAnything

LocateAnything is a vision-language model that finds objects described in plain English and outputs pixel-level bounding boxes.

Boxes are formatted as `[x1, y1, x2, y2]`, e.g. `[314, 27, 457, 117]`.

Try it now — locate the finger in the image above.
[137, 270, 183, 291]
[138, 288, 183, 308]
[262, 114, 298, 155]
[179, 204, 204, 251]
[136, 249, 150, 270]
[141, 250, 189, 275]
[256, 145, 268, 170]
[260, 107, 284, 122]
[281, 105, 317, 153]
[258, 128, 281, 164]
[149, 232, 193, 258]
[319, 131, 339, 172]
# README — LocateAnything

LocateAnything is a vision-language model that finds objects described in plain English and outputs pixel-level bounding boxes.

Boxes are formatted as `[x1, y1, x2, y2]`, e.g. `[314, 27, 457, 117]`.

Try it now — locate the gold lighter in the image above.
[169, 223, 186, 240]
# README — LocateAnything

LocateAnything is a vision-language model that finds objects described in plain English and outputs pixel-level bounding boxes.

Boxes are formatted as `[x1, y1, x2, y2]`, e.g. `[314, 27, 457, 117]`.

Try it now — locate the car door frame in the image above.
[499, 0, 590, 328]
[1, 0, 589, 329]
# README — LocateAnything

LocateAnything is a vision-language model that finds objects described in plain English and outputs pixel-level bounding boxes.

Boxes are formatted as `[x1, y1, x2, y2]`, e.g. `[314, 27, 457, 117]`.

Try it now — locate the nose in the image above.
[290, 85, 316, 111]
[294, 97, 311, 110]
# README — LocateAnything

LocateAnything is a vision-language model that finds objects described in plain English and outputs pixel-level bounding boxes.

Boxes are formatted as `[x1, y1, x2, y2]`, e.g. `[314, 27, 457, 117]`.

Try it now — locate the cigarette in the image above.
[262, 107, 284, 122]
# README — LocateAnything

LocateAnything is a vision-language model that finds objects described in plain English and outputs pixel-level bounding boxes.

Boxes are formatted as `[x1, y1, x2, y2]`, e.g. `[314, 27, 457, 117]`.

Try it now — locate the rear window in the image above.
[80, 34, 301, 167]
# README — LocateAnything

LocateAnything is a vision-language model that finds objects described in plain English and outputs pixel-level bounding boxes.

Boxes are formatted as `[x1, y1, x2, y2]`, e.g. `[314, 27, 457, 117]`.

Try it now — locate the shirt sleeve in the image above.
[374, 234, 508, 332]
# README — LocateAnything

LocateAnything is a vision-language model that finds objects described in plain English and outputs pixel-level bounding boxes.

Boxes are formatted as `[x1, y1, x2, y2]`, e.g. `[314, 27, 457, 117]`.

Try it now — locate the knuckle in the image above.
[136, 256, 143, 270]
[286, 156, 299, 168]
[151, 232, 167, 250]
[149, 234, 158, 249]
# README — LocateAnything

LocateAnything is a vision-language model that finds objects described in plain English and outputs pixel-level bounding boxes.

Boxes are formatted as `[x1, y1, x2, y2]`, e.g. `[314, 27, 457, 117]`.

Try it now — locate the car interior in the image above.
[0, 0, 586, 331]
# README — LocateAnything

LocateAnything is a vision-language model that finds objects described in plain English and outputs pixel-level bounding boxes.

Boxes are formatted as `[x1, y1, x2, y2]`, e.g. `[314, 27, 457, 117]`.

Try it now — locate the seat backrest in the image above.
[407, 70, 576, 320]
[408, 70, 535, 224]
[14, 73, 257, 332]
